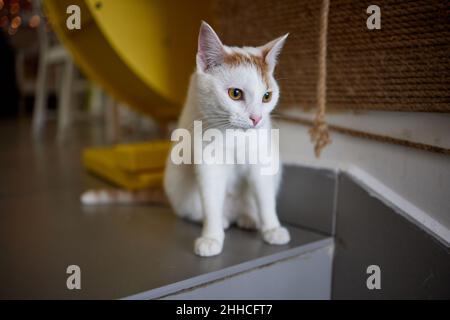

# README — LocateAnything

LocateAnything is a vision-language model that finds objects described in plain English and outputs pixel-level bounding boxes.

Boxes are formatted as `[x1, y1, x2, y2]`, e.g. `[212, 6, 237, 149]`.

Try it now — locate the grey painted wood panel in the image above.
[163, 244, 333, 300]
[277, 164, 337, 235]
[332, 173, 450, 299]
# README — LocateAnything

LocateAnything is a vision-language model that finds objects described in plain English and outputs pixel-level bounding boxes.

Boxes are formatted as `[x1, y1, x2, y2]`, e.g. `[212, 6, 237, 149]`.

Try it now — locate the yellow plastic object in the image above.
[83, 142, 171, 190]
[115, 141, 171, 172]
[44, 0, 215, 121]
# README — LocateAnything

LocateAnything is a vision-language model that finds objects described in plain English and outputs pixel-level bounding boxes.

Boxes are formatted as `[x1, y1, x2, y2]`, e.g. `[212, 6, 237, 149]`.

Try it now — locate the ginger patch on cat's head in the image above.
[196, 21, 288, 89]
[223, 52, 271, 89]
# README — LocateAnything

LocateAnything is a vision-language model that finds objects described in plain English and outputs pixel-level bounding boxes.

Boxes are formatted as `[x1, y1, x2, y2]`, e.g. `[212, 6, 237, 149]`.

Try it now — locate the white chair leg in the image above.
[57, 59, 75, 141]
[32, 53, 48, 137]
[88, 84, 104, 118]
[15, 51, 26, 118]
[105, 95, 120, 144]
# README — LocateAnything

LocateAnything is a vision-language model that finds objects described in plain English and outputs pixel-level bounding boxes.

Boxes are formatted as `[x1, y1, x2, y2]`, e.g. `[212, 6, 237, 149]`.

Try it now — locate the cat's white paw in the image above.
[262, 227, 290, 245]
[194, 237, 223, 257]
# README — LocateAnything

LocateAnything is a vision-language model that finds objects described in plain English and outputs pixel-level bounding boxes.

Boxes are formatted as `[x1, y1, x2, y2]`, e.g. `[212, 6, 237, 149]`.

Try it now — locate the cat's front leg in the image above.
[248, 167, 290, 245]
[194, 164, 227, 257]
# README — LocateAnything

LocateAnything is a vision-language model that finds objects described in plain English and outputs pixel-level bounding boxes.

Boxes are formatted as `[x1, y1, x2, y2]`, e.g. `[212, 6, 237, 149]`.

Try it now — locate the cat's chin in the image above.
[231, 124, 253, 130]
[228, 122, 262, 130]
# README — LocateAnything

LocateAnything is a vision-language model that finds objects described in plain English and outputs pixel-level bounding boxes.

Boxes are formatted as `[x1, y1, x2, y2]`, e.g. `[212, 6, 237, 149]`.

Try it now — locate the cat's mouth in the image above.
[229, 122, 256, 130]
[199, 112, 261, 130]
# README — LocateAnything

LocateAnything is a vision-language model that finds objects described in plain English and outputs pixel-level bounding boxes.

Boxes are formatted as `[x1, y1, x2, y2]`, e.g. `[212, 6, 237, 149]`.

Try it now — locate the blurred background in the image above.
[0, 0, 184, 144]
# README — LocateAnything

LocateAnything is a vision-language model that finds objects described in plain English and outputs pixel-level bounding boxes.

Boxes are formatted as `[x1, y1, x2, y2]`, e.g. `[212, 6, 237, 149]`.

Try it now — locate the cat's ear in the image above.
[261, 33, 289, 72]
[197, 21, 225, 72]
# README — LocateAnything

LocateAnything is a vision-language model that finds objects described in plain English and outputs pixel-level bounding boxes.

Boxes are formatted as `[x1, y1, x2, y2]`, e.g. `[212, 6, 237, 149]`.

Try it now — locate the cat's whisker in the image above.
[202, 120, 231, 132]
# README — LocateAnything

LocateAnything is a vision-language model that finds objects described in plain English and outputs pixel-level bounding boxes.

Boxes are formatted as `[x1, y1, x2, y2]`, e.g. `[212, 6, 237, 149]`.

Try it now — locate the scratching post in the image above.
[309, 0, 331, 157]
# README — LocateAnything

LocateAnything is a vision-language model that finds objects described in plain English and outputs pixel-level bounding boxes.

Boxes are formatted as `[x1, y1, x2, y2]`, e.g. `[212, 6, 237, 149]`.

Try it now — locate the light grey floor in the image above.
[0, 119, 330, 299]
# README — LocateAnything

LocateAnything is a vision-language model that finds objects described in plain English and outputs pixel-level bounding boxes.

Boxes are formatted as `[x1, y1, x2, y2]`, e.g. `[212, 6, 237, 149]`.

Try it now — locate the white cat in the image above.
[164, 22, 290, 257]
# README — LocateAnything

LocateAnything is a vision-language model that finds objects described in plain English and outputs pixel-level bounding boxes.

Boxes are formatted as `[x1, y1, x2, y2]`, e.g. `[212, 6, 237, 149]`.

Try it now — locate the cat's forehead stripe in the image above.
[223, 52, 270, 88]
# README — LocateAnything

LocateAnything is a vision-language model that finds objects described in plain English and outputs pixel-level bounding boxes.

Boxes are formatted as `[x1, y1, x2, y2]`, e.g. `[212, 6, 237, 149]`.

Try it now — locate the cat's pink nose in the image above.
[249, 115, 262, 126]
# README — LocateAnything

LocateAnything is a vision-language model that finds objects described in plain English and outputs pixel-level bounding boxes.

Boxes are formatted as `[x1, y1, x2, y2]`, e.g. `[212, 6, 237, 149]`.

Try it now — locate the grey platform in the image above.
[0, 120, 333, 299]
[1, 120, 449, 299]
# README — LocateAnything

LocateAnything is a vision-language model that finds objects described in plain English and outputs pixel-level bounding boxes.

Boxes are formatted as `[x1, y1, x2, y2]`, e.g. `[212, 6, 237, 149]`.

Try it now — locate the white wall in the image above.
[278, 114, 450, 245]
[280, 110, 450, 149]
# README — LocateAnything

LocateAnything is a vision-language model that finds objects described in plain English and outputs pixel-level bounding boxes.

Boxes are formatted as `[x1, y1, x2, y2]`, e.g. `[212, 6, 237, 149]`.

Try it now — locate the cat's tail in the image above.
[80, 188, 168, 206]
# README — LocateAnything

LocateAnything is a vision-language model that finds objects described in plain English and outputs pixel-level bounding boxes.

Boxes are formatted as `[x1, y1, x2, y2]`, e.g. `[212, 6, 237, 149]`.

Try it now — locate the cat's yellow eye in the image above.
[262, 92, 272, 103]
[228, 88, 243, 101]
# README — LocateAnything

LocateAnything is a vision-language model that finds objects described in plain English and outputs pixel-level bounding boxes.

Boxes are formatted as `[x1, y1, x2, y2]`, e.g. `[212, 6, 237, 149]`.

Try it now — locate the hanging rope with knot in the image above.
[309, 0, 331, 157]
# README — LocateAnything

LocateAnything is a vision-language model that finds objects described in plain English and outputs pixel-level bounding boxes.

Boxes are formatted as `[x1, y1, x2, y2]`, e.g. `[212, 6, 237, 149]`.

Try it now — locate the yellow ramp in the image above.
[45, 0, 215, 121]
[83, 141, 171, 190]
